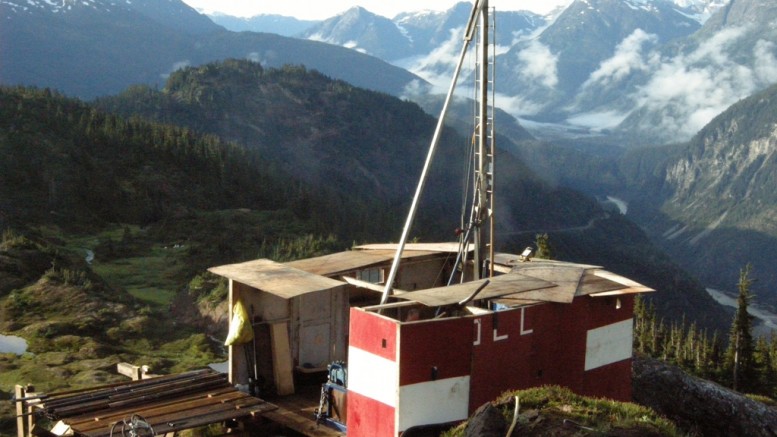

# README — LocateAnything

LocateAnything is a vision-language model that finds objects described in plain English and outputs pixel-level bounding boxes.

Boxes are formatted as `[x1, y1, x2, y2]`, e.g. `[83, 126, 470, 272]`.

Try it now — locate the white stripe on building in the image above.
[397, 376, 471, 432]
[584, 318, 633, 371]
[347, 346, 399, 407]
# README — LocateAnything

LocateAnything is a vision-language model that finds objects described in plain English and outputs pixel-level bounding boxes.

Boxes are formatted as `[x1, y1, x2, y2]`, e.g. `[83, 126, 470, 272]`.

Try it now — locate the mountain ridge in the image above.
[0, 0, 425, 99]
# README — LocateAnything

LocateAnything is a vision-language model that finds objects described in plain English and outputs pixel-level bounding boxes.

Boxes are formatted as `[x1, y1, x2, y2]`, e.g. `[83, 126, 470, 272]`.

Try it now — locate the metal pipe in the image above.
[380, 0, 487, 305]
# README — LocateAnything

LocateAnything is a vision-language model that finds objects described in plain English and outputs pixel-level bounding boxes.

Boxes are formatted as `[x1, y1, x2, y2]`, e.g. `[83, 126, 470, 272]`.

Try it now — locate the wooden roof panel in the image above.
[355, 242, 470, 253]
[395, 272, 556, 307]
[209, 259, 343, 298]
[285, 250, 394, 276]
[588, 270, 655, 296]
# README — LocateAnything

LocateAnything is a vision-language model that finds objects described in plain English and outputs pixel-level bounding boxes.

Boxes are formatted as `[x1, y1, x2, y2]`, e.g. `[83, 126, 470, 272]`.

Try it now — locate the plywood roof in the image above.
[355, 242, 470, 253]
[285, 250, 394, 276]
[209, 252, 652, 304]
[497, 255, 601, 270]
[208, 259, 343, 298]
[286, 247, 449, 276]
[394, 272, 556, 307]
[589, 270, 655, 296]
[393, 258, 654, 307]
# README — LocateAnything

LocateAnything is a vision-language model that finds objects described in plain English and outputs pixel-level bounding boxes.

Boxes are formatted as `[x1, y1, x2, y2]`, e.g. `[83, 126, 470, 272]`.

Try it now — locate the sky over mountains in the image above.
[180, 0, 571, 20]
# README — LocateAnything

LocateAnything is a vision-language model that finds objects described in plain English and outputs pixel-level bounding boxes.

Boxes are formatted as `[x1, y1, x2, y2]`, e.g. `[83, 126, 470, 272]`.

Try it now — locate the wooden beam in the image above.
[270, 322, 295, 396]
[116, 363, 141, 381]
[15, 385, 26, 437]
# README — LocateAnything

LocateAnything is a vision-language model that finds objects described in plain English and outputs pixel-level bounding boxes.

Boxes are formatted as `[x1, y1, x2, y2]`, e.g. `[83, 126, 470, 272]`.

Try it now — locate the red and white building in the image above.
[210, 243, 652, 436]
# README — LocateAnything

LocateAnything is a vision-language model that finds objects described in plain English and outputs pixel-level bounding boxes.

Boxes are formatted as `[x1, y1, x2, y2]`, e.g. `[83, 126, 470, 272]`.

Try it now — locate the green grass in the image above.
[36, 224, 186, 308]
[92, 249, 181, 306]
[443, 385, 682, 437]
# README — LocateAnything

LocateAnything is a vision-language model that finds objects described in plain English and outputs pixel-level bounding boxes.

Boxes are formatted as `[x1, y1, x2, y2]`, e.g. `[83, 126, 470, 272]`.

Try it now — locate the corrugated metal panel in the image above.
[394, 272, 555, 307]
[208, 259, 343, 299]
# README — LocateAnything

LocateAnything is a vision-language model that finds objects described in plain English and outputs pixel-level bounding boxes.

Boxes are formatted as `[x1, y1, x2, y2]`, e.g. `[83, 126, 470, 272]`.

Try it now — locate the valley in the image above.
[2, 0, 777, 434]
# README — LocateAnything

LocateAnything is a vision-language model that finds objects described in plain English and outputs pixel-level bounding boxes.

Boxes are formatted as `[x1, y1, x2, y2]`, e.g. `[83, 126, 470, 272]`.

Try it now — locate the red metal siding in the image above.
[349, 308, 397, 361]
[398, 318, 472, 386]
[467, 296, 635, 409]
[469, 309, 536, 410]
[346, 390, 395, 437]
[347, 294, 636, 435]
[581, 359, 632, 401]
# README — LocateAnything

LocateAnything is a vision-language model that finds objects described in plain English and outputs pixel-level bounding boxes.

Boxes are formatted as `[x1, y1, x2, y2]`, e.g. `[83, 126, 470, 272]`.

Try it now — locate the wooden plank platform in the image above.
[264, 385, 344, 437]
[36, 369, 277, 437]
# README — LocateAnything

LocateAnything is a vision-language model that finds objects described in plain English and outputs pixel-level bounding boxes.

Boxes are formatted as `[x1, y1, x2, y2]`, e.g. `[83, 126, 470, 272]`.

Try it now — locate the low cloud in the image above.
[567, 110, 630, 130]
[630, 26, 764, 139]
[407, 26, 474, 94]
[753, 40, 777, 84]
[496, 92, 546, 116]
[401, 78, 431, 99]
[583, 29, 659, 89]
[246, 50, 278, 66]
[515, 40, 558, 88]
[160, 60, 191, 80]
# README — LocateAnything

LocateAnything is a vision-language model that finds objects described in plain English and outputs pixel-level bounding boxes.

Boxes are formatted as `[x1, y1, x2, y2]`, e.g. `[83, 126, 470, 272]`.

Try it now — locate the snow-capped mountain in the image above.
[302, 6, 415, 60]
[185, 0, 773, 147]
[0, 0, 424, 98]
[298, 0, 755, 146]
[207, 13, 317, 36]
[1, 0, 219, 34]
[300, 2, 545, 63]
[3, 0, 773, 147]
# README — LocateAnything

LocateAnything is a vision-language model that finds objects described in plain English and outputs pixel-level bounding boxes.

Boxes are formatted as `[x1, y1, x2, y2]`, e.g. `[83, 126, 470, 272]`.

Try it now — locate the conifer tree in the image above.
[755, 336, 776, 396]
[725, 264, 756, 392]
[534, 233, 554, 260]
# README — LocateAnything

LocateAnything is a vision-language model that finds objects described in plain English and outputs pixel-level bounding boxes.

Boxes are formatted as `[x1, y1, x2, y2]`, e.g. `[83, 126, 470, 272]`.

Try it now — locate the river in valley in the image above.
[706, 288, 777, 337]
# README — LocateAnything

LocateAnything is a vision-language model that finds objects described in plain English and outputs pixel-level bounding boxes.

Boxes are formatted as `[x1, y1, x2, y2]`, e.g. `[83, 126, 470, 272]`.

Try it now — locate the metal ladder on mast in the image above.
[472, 6, 496, 279]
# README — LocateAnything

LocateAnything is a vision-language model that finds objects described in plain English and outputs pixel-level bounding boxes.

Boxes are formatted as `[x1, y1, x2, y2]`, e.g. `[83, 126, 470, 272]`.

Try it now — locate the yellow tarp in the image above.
[224, 300, 254, 346]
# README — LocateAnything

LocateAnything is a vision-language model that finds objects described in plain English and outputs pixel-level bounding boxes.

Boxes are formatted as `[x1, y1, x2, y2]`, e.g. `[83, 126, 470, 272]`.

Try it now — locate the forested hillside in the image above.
[96, 59, 600, 238]
[0, 62, 736, 432]
[614, 82, 777, 302]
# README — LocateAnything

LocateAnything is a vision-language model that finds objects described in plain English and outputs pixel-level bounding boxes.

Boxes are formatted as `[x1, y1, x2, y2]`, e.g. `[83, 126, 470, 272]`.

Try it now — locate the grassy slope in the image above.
[443, 386, 681, 437]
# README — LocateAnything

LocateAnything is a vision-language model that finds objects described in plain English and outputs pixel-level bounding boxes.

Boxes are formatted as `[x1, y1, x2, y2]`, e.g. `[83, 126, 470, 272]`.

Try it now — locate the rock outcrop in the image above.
[633, 356, 777, 437]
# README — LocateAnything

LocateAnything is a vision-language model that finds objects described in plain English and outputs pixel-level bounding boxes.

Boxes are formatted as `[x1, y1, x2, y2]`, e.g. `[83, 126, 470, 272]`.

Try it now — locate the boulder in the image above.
[633, 356, 777, 437]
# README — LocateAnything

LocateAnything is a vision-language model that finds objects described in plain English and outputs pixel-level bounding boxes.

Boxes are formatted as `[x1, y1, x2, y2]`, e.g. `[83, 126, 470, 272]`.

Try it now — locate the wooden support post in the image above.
[15, 384, 35, 437]
[26, 386, 36, 437]
[15, 385, 25, 437]
[270, 322, 295, 395]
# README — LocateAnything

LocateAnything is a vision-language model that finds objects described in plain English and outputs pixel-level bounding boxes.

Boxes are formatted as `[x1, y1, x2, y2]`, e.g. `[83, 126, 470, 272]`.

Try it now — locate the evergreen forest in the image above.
[0, 60, 764, 433]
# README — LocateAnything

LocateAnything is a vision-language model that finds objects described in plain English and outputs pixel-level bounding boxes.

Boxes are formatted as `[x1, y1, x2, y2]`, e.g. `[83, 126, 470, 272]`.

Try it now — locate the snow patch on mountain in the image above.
[2, 0, 130, 14]
[672, 0, 729, 23]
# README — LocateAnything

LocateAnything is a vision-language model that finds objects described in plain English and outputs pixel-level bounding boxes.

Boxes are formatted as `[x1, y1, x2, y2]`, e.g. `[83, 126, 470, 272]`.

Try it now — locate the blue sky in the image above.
[181, 0, 571, 20]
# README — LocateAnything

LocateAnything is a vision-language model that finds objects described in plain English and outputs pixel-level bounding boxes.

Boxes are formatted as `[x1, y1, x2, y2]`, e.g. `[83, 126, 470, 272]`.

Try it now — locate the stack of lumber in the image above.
[36, 369, 275, 437]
